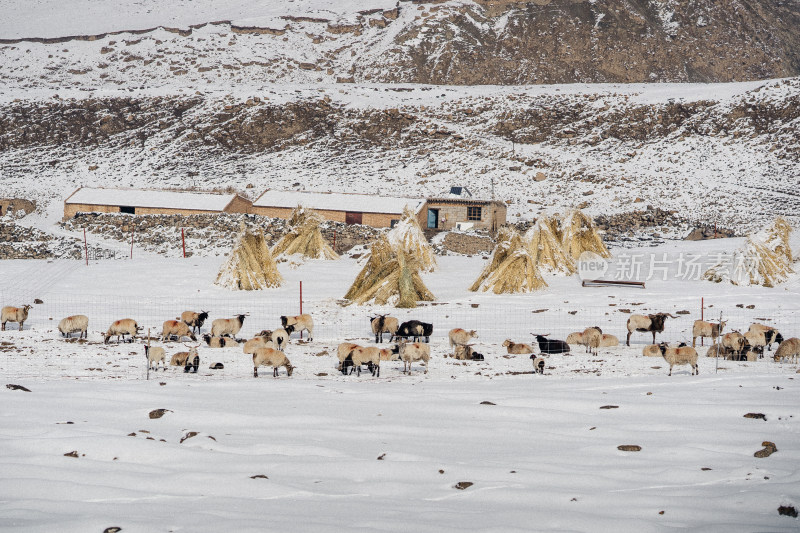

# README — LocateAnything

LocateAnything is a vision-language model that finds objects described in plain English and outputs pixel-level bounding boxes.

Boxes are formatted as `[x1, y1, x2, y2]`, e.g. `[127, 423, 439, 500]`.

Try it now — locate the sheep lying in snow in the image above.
[530, 355, 546, 374]
[211, 314, 246, 338]
[169, 345, 200, 373]
[104, 318, 141, 344]
[452, 344, 484, 361]
[202, 334, 240, 348]
[642, 344, 662, 357]
[242, 334, 273, 354]
[370, 315, 399, 343]
[503, 339, 533, 354]
[181, 310, 209, 334]
[58, 315, 88, 339]
[658, 342, 698, 376]
[252, 347, 293, 378]
[281, 314, 313, 341]
[533, 335, 570, 354]
[2, 305, 32, 331]
[774, 338, 800, 364]
[691, 319, 726, 347]
[144, 345, 166, 371]
[449, 328, 478, 347]
[626, 313, 676, 346]
[398, 341, 430, 374]
[598, 334, 619, 347]
[706, 343, 735, 359]
[161, 320, 197, 342]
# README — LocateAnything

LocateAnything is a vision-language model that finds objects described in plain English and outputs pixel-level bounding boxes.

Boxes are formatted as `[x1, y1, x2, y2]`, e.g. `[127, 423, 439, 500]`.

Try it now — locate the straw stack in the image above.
[215, 224, 282, 290]
[271, 205, 338, 260]
[703, 217, 794, 287]
[559, 209, 611, 260]
[345, 234, 435, 307]
[388, 206, 437, 272]
[470, 227, 548, 293]
[524, 216, 576, 275]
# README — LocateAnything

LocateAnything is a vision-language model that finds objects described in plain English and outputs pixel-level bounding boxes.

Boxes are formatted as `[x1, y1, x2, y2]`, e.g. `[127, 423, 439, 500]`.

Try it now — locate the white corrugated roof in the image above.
[65, 187, 238, 211]
[253, 190, 425, 215]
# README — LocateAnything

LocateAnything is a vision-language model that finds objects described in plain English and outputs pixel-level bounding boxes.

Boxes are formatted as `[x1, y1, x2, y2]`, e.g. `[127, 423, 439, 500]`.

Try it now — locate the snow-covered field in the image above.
[1, 237, 799, 531]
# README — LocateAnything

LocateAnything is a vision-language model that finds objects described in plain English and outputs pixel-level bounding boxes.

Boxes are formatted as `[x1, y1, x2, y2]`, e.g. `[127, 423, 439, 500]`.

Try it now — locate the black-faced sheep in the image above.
[748, 323, 783, 351]
[161, 320, 197, 342]
[625, 313, 676, 346]
[720, 331, 746, 359]
[530, 355, 546, 374]
[448, 328, 478, 348]
[272, 326, 293, 350]
[2, 305, 32, 331]
[104, 318, 141, 344]
[370, 315, 399, 343]
[202, 334, 240, 348]
[348, 346, 382, 377]
[396, 320, 433, 343]
[658, 342, 698, 376]
[170, 345, 200, 372]
[533, 335, 570, 354]
[144, 345, 166, 371]
[774, 338, 800, 364]
[58, 314, 88, 339]
[398, 341, 430, 374]
[252, 347, 293, 378]
[211, 314, 246, 338]
[181, 310, 209, 334]
[280, 314, 313, 341]
[503, 339, 534, 355]
[691, 319, 726, 347]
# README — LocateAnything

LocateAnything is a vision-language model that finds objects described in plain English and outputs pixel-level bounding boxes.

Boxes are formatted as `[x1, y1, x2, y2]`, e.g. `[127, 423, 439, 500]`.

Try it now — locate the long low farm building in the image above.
[252, 190, 427, 228]
[63, 187, 252, 220]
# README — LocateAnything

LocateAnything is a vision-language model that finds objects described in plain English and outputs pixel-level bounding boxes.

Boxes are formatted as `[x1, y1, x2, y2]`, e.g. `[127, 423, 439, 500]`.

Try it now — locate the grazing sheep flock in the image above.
[2, 298, 797, 380]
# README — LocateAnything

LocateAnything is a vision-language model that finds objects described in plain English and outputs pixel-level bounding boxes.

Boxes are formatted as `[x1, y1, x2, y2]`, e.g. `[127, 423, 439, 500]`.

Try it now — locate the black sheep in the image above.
[533, 335, 570, 354]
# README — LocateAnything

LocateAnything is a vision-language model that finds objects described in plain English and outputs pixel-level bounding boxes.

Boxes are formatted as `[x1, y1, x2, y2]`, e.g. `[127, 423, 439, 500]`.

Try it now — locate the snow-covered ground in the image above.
[1, 237, 799, 530]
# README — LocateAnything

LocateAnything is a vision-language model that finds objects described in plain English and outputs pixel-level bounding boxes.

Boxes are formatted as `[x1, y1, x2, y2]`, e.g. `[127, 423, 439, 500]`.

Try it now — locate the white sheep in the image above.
[748, 323, 783, 351]
[144, 345, 166, 371]
[349, 346, 382, 377]
[659, 343, 698, 376]
[371, 315, 399, 343]
[181, 310, 209, 334]
[243, 335, 273, 354]
[252, 347, 294, 378]
[566, 332, 584, 345]
[449, 328, 478, 348]
[211, 314, 247, 338]
[503, 339, 534, 354]
[691, 319, 726, 347]
[580, 327, 603, 355]
[705, 343, 734, 359]
[626, 313, 675, 346]
[452, 344, 474, 360]
[721, 331, 746, 359]
[202, 334, 240, 348]
[1, 305, 32, 331]
[281, 314, 313, 341]
[161, 320, 197, 342]
[598, 334, 619, 347]
[530, 355, 546, 374]
[104, 318, 141, 344]
[58, 314, 88, 339]
[774, 338, 800, 364]
[642, 344, 662, 357]
[744, 330, 767, 356]
[272, 327, 291, 350]
[398, 341, 430, 374]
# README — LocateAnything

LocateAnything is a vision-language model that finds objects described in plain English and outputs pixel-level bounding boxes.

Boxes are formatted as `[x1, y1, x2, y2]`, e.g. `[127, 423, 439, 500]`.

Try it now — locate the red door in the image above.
[345, 212, 363, 225]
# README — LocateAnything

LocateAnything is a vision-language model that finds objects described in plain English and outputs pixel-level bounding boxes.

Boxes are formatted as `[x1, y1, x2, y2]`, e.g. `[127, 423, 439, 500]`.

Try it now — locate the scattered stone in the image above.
[316, 372, 328, 376]
[454, 481, 473, 490]
[377, 453, 386, 460]
[480, 401, 496, 405]
[33, 298, 43, 304]
[149, 408, 171, 419]
[658, 511, 665, 515]
[6, 384, 31, 392]
[103, 528, 122, 533]
[744, 413, 767, 421]
[675, 310, 691, 315]
[63, 451, 80, 458]
[617, 445, 641, 452]
[746, 304, 755, 309]
[250, 474, 269, 480]
[600, 405, 619, 409]
[778, 505, 798, 518]
[754, 441, 777, 458]
[439, 469, 445, 474]
[180, 431, 198, 444]
[701, 467, 712, 471]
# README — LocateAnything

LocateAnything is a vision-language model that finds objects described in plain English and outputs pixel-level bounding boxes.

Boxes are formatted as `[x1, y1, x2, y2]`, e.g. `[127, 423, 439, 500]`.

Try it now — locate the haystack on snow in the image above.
[524, 216, 576, 275]
[559, 209, 611, 260]
[387, 206, 437, 272]
[703, 217, 794, 287]
[271, 206, 338, 260]
[215, 225, 282, 290]
[345, 234, 434, 307]
[469, 227, 547, 293]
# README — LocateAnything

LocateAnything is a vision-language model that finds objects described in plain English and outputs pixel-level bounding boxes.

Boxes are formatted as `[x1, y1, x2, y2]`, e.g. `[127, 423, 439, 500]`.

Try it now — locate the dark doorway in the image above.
[427, 208, 439, 229]
[345, 211, 363, 225]
[120, 206, 135, 214]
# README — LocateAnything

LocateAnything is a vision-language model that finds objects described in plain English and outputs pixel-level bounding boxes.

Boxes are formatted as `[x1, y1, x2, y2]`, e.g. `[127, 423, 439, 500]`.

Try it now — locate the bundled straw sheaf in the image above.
[345, 234, 434, 307]
[524, 216, 576, 275]
[272, 206, 338, 260]
[388, 206, 437, 272]
[215, 225, 282, 290]
[470, 227, 547, 293]
[703, 217, 794, 287]
[559, 209, 611, 260]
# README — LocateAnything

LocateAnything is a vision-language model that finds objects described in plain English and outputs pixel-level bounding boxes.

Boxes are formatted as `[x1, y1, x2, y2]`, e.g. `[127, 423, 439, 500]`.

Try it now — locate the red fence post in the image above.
[701, 297, 704, 346]
[299, 281, 303, 340]
[182, 228, 186, 258]
[84, 228, 88, 266]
